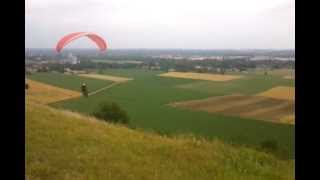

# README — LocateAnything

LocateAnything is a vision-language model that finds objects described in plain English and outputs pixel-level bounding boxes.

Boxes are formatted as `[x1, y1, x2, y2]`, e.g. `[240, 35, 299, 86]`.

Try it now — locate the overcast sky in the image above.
[25, 0, 294, 49]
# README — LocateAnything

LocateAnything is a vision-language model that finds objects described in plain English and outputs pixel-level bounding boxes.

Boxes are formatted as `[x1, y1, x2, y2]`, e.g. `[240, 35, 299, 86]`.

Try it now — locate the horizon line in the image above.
[25, 48, 295, 51]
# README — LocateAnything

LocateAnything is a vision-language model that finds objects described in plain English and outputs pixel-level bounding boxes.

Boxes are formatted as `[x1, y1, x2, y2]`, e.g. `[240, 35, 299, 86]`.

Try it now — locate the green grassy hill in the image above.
[26, 101, 294, 180]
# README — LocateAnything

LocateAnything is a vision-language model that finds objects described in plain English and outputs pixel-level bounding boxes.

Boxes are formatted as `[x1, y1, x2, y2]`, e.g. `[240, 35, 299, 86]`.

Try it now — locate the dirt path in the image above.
[88, 82, 120, 96]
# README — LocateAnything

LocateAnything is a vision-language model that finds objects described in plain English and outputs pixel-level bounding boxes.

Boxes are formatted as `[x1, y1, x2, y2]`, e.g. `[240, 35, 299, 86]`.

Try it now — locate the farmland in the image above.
[26, 79, 81, 104]
[159, 72, 243, 81]
[283, 75, 295, 80]
[257, 86, 295, 100]
[171, 94, 294, 124]
[78, 73, 133, 82]
[28, 69, 295, 159]
[27, 72, 113, 93]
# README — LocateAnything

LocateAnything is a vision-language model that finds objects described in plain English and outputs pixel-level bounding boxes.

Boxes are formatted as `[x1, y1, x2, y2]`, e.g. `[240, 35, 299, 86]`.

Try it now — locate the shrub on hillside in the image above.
[260, 139, 278, 152]
[92, 101, 129, 125]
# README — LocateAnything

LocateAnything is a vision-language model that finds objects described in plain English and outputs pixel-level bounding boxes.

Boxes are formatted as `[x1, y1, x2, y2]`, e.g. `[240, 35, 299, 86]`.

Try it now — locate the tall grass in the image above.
[26, 102, 294, 180]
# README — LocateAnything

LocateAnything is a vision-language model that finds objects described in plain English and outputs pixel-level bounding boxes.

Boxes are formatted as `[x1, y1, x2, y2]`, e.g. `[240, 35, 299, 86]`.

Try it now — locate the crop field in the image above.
[257, 86, 295, 100]
[268, 69, 295, 76]
[283, 75, 295, 80]
[26, 79, 81, 104]
[78, 73, 133, 82]
[244, 68, 295, 76]
[170, 94, 294, 124]
[30, 69, 295, 159]
[27, 72, 113, 93]
[280, 115, 295, 124]
[159, 72, 243, 81]
[176, 74, 294, 96]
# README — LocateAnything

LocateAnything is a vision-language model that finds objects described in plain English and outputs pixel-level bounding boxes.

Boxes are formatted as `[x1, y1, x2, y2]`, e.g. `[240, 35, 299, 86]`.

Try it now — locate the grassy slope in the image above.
[27, 72, 113, 93]
[26, 101, 294, 180]
[50, 69, 294, 159]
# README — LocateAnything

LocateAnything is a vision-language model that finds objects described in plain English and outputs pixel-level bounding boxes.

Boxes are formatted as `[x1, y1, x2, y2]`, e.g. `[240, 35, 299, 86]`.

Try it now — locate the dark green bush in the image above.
[260, 139, 278, 151]
[92, 101, 129, 124]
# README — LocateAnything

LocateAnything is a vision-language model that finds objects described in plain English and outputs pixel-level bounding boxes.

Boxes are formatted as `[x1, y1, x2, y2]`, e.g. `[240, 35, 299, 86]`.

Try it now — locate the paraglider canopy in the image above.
[56, 32, 107, 52]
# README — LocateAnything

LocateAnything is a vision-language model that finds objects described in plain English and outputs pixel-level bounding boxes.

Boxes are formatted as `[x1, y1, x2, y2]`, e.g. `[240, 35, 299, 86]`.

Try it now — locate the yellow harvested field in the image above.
[283, 75, 295, 80]
[257, 86, 295, 100]
[158, 72, 242, 82]
[280, 115, 295, 124]
[170, 94, 294, 124]
[240, 102, 291, 117]
[26, 79, 81, 105]
[269, 69, 294, 76]
[78, 74, 133, 82]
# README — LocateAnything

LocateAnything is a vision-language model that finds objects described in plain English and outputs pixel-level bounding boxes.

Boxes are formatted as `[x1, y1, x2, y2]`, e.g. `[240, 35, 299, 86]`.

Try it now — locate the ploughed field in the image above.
[170, 93, 294, 124]
[27, 69, 295, 159]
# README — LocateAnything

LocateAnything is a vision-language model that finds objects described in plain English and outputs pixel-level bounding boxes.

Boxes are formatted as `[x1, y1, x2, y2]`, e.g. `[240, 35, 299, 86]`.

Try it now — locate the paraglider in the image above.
[56, 32, 107, 52]
[81, 83, 88, 97]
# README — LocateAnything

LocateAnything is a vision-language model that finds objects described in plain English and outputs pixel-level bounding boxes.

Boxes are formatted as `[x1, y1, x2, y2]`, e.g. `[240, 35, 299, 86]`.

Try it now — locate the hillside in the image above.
[26, 101, 294, 180]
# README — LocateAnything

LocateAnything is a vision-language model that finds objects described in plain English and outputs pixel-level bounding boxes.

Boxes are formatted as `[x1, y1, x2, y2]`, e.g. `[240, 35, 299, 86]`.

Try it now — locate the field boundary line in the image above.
[88, 82, 120, 96]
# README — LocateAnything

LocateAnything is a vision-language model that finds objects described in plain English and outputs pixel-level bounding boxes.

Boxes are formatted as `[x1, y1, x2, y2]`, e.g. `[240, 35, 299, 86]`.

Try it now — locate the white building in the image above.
[208, 56, 224, 61]
[249, 56, 270, 61]
[62, 53, 80, 64]
[189, 57, 206, 61]
[274, 57, 295, 61]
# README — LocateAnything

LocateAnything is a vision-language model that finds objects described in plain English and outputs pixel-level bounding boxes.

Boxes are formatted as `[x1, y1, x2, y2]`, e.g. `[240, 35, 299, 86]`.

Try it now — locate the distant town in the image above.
[26, 49, 294, 75]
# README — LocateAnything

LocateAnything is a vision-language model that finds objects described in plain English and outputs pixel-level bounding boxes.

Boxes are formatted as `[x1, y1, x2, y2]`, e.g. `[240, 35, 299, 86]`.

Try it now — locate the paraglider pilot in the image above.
[81, 83, 88, 97]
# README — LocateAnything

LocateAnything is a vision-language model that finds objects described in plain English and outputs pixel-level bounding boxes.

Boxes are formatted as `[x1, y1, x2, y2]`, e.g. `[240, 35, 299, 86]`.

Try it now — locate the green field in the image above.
[177, 73, 294, 96]
[28, 69, 295, 159]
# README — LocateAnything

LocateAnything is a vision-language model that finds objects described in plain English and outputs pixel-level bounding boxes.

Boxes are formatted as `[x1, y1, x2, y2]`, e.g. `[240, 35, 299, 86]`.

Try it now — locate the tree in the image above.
[260, 139, 278, 152]
[92, 101, 129, 124]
